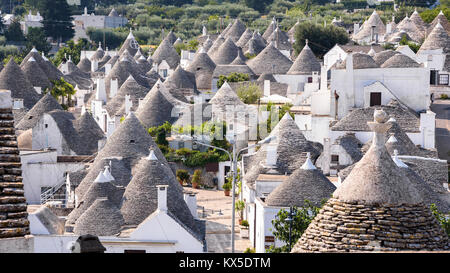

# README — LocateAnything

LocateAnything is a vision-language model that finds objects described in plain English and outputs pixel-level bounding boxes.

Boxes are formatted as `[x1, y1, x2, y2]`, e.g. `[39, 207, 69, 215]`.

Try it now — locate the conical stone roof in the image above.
[244, 113, 320, 187]
[373, 50, 400, 66]
[75, 112, 166, 200]
[262, 17, 277, 41]
[67, 170, 123, 225]
[74, 198, 124, 236]
[0, 58, 41, 109]
[207, 35, 225, 55]
[419, 21, 450, 53]
[201, 36, 214, 52]
[210, 37, 239, 65]
[224, 19, 246, 42]
[73, 112, 105, 155]
[381, 53, 421, 68]
[165, 65, 197, 91]
[77, 57, 91, 73]
[292, 110, 450, 252]
[16, 93, 62, 131]
[268, 27, 292, 51]
[410, 9, 427, 34]
[230, 49, 247, 65]
[135, 81, 180, 128]
[21, 57, 51, 90]
[105, 75, 149, 117]
[265, 154, 336, 207]
[288, 41, 321, 75]
[247, 42, 293, 75]
[353, 10, 386, 41]
[118, 30, 139, 56]
[120, 153, 198, 235]
[428, 11, 450, 35]
[209, 82, 245, 113]
[186, 48, 216, 90]
[90, 46, 105, 61]
[165, 30, 177, 45]
[244, 34, 266, 56]
[236, 28, 253, 48]
[151, 37, 180, 69]
[389, 16, 424, 43]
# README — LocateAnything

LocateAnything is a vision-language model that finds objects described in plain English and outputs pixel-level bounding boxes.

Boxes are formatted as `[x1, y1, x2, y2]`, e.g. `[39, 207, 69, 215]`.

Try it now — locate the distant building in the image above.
[72, 7, 128, 41]
[20, 10, 43, 34]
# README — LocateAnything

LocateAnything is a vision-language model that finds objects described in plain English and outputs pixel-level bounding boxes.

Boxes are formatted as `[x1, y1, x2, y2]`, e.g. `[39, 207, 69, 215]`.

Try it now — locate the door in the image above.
[370, 92, 381, 107]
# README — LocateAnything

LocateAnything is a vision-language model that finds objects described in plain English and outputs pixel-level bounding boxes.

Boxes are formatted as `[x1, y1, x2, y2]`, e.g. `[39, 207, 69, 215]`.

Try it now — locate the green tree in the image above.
[52, 38, 90, 66]
[5, 19, 25, 42]
[236, 82, 262, 104]
[267, 200, 323, 253]
[176, 169, 190, 185]
[293, 21, 349, 58]
[420, 7, 450, 24]
[217, 72, 250, 89]
[45, 77, 76, 108]
[258, 102, 293, 138]
[399, 34, 420, 53]
[242, 0, 273, 13]
[38, 0, 75, 42]
[25, 27, 51, 54]
[430, 204, 450, 236]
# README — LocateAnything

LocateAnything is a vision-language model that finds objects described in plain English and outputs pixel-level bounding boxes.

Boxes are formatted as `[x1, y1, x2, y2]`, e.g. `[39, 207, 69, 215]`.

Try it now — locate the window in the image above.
[370, 92, 382, 106]
[331, 155, 339, 163]
[161, 69, 168, 78]
[44, 124, 48, 128]
[430, 70, 438, 85]
[439, 74, 449, 85]
[307, 77, 313, 83]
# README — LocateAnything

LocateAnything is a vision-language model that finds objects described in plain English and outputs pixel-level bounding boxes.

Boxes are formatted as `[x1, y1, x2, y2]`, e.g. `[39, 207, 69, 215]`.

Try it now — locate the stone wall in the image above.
[292, 198, 449, 252]
[0, 107, 30, 238]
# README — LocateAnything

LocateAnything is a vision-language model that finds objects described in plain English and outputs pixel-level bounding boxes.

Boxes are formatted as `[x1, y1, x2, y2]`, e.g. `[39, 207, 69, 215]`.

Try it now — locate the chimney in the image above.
[95, 78, 107, 102]
[125, 94, 132, 115]
[0, 91, 12, 109]
[110, 78, 118, 98]
[322, 138, 331, 175]
[12, 99, 23, 109]
[264, 80, 270, 97]
[156, 185, 168, 212]
[353, 23, 360, 35]
[84, 6, 87, 16]
[91, 59, 98, 72]
[138, 98, 144, 108]
[34, 87, 42, 94]
[266, 143, 278, 166]
[105, 63, 112, 75]
[184, 192, 198, 219]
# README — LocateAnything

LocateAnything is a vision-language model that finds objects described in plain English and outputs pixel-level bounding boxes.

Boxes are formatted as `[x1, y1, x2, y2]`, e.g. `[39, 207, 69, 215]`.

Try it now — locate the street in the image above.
[431, 99, 450, 161]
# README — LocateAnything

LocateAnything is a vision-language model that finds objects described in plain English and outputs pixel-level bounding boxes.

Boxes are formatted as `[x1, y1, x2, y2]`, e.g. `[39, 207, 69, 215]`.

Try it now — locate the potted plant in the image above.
[222, 182, 232, 196]
[191, 169, 202, 189]
[235, 200, 245, 225]
[240, 220, 249, 238]
[176, 169, 190, 186]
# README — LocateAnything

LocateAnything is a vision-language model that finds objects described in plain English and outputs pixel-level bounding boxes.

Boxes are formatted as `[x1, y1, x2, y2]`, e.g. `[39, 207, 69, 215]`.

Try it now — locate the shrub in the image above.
[192, 169, 202, 186]
[222, 181, 232, 191]
[440, 94, 449, 99]
[241, 220, 249, 227]
[430, 203, 450, 236]
[243, 247, 255, 253]
[217, 72, 250, 89]
[236, 82, 262, 104]
[176, 169, 190, 184]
